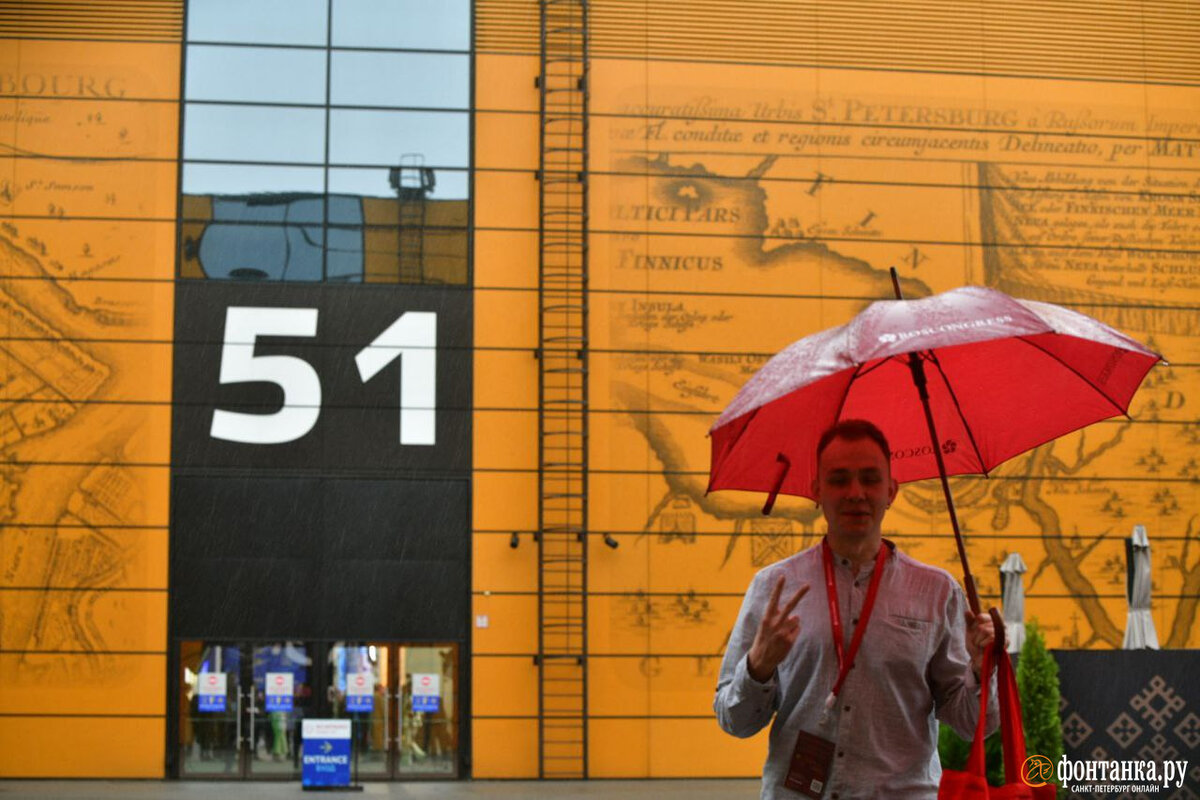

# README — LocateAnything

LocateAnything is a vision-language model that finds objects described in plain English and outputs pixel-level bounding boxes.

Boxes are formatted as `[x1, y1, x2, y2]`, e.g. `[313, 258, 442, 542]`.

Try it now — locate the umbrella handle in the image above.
[989, 607, 1006, 656]
[761, 452, 791, 515]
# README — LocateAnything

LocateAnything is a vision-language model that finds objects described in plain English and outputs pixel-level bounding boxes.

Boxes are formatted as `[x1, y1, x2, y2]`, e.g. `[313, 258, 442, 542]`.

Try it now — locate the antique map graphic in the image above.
[0, 42, 175, 705]
[587, 63, 1200, 660]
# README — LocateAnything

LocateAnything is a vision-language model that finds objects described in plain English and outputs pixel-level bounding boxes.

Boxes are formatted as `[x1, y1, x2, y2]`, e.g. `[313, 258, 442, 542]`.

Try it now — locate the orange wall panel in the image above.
[472, 654, 539, 717]
[471, 718, 538, 778]
[0, 717, 166, 778]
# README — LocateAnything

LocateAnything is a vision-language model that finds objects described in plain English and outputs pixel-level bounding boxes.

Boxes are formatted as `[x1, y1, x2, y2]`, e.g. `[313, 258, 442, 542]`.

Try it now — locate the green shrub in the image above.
[1017, 619, 1064, 788]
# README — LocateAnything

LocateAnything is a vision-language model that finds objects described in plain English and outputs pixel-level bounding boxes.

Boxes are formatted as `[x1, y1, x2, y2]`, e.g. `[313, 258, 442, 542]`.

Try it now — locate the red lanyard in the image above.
[821, 538, 889, 704]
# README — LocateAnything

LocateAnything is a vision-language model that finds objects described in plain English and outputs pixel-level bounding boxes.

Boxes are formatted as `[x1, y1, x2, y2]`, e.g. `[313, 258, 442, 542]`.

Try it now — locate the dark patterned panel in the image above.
[1057, 651, 1200, 799]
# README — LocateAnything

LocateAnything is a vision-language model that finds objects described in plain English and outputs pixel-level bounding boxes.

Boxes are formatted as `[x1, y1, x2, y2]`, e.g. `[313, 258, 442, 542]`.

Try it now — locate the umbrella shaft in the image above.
[906, 350, 982, 616]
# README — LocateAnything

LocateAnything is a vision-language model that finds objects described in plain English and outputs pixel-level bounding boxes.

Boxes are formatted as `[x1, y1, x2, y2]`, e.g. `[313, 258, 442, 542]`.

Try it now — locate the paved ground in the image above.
[0, 780, 760, 799]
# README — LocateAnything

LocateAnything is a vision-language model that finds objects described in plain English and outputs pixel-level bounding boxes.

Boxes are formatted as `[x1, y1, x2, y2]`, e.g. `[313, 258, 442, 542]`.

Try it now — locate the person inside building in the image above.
[714, 419, 999, 799]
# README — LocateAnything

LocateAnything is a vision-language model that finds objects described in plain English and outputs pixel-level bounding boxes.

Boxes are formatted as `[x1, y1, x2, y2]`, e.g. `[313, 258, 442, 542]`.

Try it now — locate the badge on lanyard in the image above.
[784, 539, 889, 798]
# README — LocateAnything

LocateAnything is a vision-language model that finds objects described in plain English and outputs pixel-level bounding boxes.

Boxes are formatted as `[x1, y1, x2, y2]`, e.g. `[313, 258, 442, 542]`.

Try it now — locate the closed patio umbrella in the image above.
[999, 552, 1027, 654]
[1123, 524, 1159, 650]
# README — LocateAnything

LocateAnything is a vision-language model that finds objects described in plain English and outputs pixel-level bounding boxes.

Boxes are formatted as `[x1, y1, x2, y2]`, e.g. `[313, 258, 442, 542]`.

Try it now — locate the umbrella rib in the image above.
[854, 355, 902, 381]
[1014, 336, 1131, 418]
[832, 362, 867, 422]
[925, 350, 990, 477]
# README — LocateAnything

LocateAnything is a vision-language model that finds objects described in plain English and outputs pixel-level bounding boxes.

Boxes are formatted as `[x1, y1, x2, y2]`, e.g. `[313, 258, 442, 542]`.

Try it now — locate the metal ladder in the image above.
[391, 152, 431, 283]
[535, 0, 589, 780]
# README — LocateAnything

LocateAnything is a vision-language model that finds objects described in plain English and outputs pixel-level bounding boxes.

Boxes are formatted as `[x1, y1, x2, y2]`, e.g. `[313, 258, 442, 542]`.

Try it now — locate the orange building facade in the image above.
[0, 0, 1197, 780]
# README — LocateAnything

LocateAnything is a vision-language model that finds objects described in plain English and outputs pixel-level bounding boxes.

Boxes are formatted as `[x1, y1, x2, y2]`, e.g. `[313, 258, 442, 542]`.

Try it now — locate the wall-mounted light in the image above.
[603, 533, 619, 549]
[509, 531, 521, 549]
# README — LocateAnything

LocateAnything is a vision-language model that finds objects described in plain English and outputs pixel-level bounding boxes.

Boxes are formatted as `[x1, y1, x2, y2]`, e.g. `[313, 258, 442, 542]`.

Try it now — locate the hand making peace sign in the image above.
[747, 575, 810, 683]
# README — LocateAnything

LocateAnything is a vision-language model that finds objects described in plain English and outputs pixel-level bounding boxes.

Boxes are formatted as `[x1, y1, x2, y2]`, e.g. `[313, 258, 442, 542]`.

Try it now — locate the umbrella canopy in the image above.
[1122, 525, 1159, 650]
[999, 552, 1028, 654]
[708, 285, 1161, 501]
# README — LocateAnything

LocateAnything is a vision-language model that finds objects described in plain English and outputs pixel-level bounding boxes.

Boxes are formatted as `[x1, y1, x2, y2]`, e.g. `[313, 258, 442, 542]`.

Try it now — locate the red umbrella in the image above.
[707, 273, 1161, 612]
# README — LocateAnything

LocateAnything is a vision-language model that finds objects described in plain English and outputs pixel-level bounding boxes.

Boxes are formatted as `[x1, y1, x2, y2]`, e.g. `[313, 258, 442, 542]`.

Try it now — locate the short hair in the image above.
[816, 419, 890, 464]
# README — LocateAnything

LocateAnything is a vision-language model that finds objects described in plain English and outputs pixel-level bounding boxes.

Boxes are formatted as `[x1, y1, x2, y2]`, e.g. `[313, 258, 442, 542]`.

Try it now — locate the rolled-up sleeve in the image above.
[714, 571, 780, 738]
[929, 585, 999, 741]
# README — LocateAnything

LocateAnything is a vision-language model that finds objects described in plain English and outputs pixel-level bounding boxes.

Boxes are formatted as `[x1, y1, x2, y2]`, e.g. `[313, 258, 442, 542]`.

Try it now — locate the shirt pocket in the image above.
[878, 612, 933, 669]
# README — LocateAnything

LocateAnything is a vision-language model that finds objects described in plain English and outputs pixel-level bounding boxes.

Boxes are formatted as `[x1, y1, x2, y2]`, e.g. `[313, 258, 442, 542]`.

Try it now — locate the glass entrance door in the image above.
[180, 641, 243, 775]
[179, 640, 313, 778]
[248, 642, 313, 776]
[178, 641, 459, 780]
[397, 644, 458, 777]
[327, 642, 390, 777]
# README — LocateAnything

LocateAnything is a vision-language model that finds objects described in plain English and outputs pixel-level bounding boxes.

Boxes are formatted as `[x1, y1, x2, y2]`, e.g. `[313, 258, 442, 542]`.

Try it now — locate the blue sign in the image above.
[346, 693, 373, 713]
[412, 694, 440, 713]
[198, 694, 226, 712]
[265, 672, 294, 711]
[265, 693, 293, 712]
[197, 672, 227, 713]
[302, 719, 352, 788]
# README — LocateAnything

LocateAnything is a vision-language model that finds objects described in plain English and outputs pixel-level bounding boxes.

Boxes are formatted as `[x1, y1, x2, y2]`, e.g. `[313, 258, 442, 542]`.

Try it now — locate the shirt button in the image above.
[837, 750, 844, 757]
[831, 794, 839, 800]
[844, 705, 851, 712]
[852, 617, 859, 625]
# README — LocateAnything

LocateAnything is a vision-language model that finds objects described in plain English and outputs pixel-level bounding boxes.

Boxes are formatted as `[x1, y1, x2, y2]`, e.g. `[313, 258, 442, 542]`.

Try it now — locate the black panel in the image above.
[172, 475, 323, 560]
[322, 479, 468, 562]
[173, 557, 322, 639]
[171, 476, 468, 641]
[316, 558, 469, 640]
[172, 281, 470, 473]
[170, 281, 472, 644]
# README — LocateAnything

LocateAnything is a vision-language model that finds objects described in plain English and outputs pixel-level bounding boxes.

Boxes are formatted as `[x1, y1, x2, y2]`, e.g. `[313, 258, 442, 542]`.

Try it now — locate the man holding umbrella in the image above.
[714, 419, 998, 799]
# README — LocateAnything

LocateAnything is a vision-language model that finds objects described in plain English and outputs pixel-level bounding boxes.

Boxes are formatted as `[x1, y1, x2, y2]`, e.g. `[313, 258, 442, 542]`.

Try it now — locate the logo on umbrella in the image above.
[892, 440, 957, 460]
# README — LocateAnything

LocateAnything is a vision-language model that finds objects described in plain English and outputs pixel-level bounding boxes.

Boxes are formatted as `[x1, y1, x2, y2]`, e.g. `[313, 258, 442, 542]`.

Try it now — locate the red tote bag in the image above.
[938, 616, 1057, 800]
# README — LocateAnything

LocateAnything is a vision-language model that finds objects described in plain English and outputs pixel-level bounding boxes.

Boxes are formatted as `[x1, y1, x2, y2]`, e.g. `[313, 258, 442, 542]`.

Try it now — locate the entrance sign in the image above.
[346, 671, 374, 713]
[197, 672, 227, 712]
[412, 672, 440, 713]
[265, 671, 294, 712]
[301, 719, 352, 788]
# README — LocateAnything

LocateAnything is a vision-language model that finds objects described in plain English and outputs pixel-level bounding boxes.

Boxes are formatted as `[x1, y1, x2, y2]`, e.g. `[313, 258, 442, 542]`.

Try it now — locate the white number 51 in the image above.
[210, 306, 437, 446]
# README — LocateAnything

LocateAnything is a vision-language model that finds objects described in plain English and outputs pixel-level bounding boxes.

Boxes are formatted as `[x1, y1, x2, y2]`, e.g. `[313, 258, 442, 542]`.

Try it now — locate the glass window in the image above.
[184, 104, 326, 164]
[180, 0, 470, 285]
[329, 109, 468, 168]
[327, 166, 466, 200]
[186, 46, 327, 105]
[331, 51, 468, 109]
[332, 166, 468, 285]
[331, 0, 469, 51]
[188, 0, 328, 46]
[187, 196, 367, 283]
[182, 164, 325, 196]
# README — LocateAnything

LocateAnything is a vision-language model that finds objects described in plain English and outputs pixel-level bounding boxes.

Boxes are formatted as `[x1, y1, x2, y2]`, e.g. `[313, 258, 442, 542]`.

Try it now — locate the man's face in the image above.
[813, 435, 898, 541]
